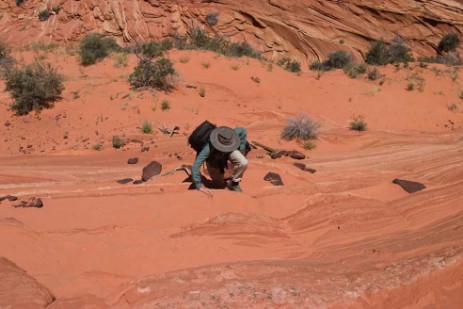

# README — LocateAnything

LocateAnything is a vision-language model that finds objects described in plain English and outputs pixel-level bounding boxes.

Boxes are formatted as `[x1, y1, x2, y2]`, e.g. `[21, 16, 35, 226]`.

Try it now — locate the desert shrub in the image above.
[16, 0, 26, 6]
[349, 115, 367, 131]
[344, 63, 367, 78]
[112, 135, 123, 149]
[389, 35, 414, 63]
[5, 62, 64, 115]
[129, 58, 176, 90]
[79, 34, 120, 66]
[161, 99, 170, 111]
[0, 43, 15, 77]
[38, 9, 51, 21]
[226, 41, 257, 57]
[309, 60, 325, 71]
[281, 113, 320, 141]
[113, 52, 128, 68]
[366, 37, 414, 65]
[448, 103, 458, 112]
[92, 144, 103, 151]
[367, 67, 381, 80]
[52, 6, 61, 14]
[137, 40, 172, 59]
[206, 12, 219, 26]
[181, 27, 259, 58]
[302, 140, 316, 150]
[365, 39, 390, 65]
[278, 57, 301, 73]
[438, 33, 461, 53]
[141, 121, 153, 134]
[406, 83, 415, 91]
[325, 50, 352, 69]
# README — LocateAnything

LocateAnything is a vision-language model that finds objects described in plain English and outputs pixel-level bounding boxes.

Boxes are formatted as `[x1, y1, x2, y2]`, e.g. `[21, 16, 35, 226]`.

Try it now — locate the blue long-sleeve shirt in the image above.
[192, 127, 247, 189]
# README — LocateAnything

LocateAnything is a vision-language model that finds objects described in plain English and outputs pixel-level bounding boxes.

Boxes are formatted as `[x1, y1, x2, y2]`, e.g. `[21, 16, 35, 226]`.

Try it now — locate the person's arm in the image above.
[235, 127, 247, 151]
[192, 144, 211, 190]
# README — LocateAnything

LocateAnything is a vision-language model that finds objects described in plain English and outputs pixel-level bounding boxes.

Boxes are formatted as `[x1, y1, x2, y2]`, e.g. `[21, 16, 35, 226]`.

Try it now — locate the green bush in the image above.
[366, 37, 414, 65]
[343, 63, 367, 78]
[367, 67, 381, 81]
[309, 60, 325, 71]
[278, 57, 301, 73]
[129, 58, 176, 90]
[137, 40, 173, 59]
[365, 39, 390, 65]
[79, 34, 120, 66]
[141, 121, 153, 134]
[5, 62, 64, 115]
[438, 33, 461, 53]
[349, 115, 367, 131]
[112, 135, 123, 149]
[389, 35, 414, 63]
[180, 27, 259, 58]
[38, 9, 51, 21]
[325, 50, 352, 69]
[0, 42, 15, 75]
[161, 99, 170, 111]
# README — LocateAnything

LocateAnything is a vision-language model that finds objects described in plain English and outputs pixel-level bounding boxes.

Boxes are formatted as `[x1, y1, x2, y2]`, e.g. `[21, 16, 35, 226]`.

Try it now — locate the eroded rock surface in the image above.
[1, 0, 462, 61]
[0, 257, 54, 309]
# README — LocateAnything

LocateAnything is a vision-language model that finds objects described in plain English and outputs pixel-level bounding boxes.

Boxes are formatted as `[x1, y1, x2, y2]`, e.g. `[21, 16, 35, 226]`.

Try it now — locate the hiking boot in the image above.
[227, 180, 242, 192]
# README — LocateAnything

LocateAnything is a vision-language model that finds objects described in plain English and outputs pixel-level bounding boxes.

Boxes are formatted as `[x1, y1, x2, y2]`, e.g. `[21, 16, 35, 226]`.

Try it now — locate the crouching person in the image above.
[190, 123, 249, 196]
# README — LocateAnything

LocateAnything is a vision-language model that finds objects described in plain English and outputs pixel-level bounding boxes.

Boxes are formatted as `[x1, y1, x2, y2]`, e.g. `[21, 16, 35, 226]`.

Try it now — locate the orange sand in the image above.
[1, 49, 462, 307]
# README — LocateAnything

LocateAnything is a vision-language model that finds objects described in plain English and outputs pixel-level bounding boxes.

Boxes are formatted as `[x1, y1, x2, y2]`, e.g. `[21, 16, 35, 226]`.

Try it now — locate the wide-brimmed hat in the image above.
[210, 126, 240, 153]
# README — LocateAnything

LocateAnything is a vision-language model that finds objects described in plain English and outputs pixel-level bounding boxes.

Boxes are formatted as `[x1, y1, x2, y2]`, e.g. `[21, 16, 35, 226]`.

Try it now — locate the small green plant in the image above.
[349, 115, 367, 131]
[438, 33, 461, 53]
[302, 140, 317, 150]
[201, 62, 210, 69]
[325, 50, 352, 69]
[52, 6, 61, 14]
[92, 144, 103, 151]
[161, 99, 170, 111]
[179, 56, 190, 63]
[277, 58, 301, 73]
[448, 103, 458, 112]
[281, 113, 320, 141]
[129, 58, 176, 90]
[199, 86, 206, 97]
[206, 12, 219, 26]
[141, 120, 153, 133]
[251, 76, 261, 84]
[112, 135, 123, 149]
[79, 34, 120, 66]
[231, 64, 239, 71]
[367, 67, 381, 80]
[135, 40, 173, 59]
[5, 62, 64, 115]
[38, 9, 51, 21]
[406, 82, 415, 91]
[344, 63, 367, 78]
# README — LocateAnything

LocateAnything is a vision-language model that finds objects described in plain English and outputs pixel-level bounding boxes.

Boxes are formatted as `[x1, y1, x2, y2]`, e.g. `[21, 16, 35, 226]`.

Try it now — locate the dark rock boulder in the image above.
[264, 172, 284, 186]
[142, 161, 163, 181]
[117, 178, 134, 185]
[392, 178, 426, 193]
[14, 197, 43, 208]
[127, 157, 139, 164]
[293, 163, 316, 173]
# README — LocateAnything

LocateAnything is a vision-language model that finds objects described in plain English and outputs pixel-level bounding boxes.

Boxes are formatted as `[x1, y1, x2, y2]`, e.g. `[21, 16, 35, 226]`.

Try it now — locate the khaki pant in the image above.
[205, 150, 248, 188]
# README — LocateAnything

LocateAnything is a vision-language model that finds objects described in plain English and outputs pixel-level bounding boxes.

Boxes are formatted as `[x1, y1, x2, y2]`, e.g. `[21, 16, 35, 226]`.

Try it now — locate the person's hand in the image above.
[198, 187, 213, 196]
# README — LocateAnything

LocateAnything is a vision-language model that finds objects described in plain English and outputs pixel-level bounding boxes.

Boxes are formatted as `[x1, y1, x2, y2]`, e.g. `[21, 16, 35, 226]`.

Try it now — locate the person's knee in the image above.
[241, 157, 249, 169]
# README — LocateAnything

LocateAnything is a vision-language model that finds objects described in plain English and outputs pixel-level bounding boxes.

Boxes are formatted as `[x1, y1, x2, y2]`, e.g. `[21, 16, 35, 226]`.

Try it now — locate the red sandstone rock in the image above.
[0, 257, 54, 309]
[0, 0, 461, 62]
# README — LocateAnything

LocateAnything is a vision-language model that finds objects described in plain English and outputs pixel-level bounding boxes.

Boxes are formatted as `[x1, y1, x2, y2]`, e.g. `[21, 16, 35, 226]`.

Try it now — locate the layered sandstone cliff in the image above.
[1, 1, 462, 62]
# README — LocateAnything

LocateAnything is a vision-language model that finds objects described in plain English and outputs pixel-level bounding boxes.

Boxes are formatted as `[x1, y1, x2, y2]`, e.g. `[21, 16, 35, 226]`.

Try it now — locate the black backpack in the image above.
[188, 120, 217, 152]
